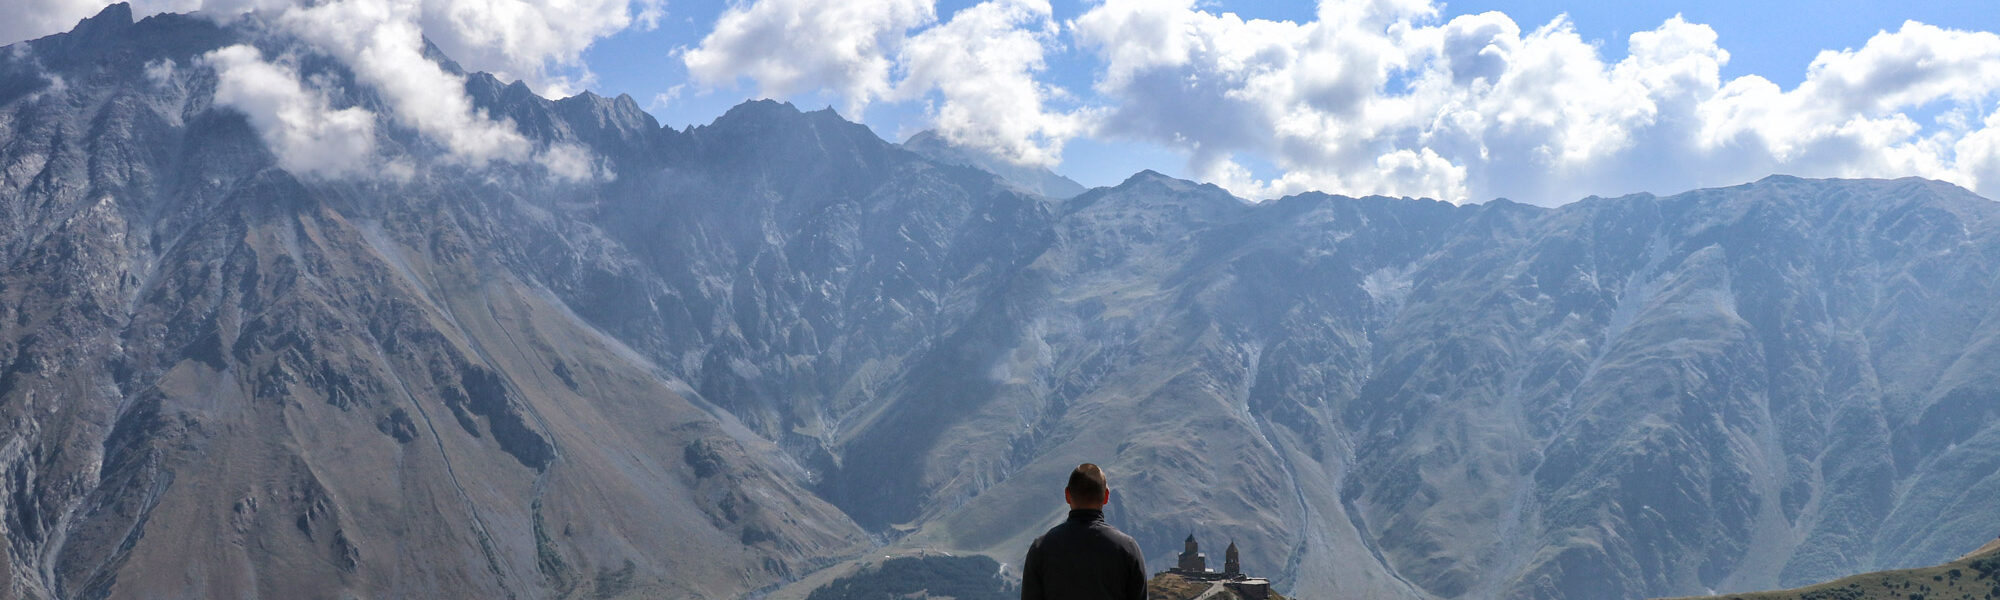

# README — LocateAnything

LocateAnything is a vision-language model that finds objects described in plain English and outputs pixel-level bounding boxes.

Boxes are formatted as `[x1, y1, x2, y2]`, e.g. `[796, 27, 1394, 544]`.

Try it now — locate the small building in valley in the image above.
[1159, 534, 1272, 600]
[1173, 534, 1207, 574]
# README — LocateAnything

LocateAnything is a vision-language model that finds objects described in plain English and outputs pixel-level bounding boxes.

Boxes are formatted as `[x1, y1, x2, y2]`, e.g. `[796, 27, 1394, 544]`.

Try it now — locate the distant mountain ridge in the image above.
[901, 129, 1087, 199]
[3, 5, 2000, 600]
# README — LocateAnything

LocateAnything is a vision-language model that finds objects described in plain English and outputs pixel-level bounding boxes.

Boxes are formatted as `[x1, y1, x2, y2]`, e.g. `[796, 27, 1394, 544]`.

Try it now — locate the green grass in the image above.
[1660, 542, 2000, 600]
[1146, 574, 1217, 600]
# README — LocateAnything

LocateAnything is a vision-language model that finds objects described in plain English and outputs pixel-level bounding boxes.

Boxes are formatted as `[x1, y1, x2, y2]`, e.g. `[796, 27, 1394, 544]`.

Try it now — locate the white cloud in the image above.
[9, 0, 657, 97]
[1073, 0, 1449, 199]
[279, 0, 534, 167]
[201, 44, 377, 177]
[144, 57, 177, 85]
[681, 0, 1092, 168]
[896, 0, 1084, 168]
[8, 45, 73, 103]
[1073, 2, 2000, 204]
[682, 0, 934, 117]
[648, 84, 685, 112]
[416, 0, 664, 97]
[7, 0, 653, 182]
[539, 142, 602, 182]
[268, 0, 632, 180]
[1692, 21, 2000, 185]
[1959, 112, 2000, 193]
[20, 0, 2000, 201]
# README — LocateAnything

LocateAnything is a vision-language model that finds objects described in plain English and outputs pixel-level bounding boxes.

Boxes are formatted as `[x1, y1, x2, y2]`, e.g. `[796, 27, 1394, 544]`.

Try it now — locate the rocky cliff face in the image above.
[4, 6, 2000, 600]
[0, 7, 876, 599]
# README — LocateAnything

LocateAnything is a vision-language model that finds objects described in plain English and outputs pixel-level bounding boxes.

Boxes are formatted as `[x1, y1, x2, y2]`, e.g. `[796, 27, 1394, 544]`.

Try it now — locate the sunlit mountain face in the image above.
[3, 5, 2000, 600]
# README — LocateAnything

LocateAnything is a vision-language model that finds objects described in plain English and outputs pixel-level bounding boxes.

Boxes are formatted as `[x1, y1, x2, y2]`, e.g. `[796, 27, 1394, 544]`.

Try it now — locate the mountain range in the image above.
[3, 5, 1999, 599]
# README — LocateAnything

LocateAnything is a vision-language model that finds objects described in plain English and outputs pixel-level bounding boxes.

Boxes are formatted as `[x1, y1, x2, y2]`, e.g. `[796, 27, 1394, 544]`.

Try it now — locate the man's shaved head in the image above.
[1067, 463, 1107, 507]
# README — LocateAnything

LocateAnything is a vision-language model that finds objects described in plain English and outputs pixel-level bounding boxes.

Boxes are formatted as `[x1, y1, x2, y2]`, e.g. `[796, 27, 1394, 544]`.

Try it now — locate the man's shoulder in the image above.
[1028, 521, 1067, 550]
[1033, 518, 1140, 549]
[1030, 519, 1098, 552]
[1098, 523, 1142, 551]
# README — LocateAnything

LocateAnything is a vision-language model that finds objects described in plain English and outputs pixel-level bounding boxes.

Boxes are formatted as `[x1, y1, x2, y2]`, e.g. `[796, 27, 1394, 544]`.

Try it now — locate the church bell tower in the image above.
[1176, 533, 1206, 572]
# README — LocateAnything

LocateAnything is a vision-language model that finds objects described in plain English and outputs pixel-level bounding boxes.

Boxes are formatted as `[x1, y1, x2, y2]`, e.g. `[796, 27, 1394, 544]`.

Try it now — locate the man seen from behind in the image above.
[1021, 463, 1146, 600]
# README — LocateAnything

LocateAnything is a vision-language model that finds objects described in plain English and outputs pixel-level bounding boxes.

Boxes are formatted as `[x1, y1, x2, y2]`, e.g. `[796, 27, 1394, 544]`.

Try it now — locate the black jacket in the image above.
[1021, 509, 1147, 600]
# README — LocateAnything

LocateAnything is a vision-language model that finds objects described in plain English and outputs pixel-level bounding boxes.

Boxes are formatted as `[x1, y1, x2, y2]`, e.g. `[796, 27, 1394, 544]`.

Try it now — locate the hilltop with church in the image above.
[1144, 535, 1285, 600]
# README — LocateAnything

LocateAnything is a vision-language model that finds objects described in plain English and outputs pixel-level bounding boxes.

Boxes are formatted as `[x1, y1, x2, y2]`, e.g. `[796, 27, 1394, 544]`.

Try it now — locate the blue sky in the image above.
[582, 1, 2000, 112]
[14, 0, 1999, 205]
[573, 0, 2000, 203]
[592, 1, 2000, 128]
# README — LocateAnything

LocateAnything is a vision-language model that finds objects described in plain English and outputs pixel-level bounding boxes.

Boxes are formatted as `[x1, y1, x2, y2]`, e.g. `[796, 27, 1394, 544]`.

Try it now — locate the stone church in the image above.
[1163, 534, 1271, 599]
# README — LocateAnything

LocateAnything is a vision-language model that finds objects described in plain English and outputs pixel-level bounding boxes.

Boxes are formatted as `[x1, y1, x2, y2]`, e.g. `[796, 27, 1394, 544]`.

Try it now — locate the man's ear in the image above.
[1101, 489, 1111, 506]
[1064, 488, 1073, 505]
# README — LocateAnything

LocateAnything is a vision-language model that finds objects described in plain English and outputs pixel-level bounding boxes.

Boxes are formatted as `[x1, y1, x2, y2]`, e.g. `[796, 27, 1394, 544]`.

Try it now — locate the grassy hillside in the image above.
[1661, 540, 2000, 600]
[1145, 574, 1291, 600]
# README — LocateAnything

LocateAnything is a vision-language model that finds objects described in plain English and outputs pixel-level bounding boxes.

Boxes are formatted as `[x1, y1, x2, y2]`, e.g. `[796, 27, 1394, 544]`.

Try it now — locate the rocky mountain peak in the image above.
[75, 2, 134, 35]
[704, 98, 819, 132]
